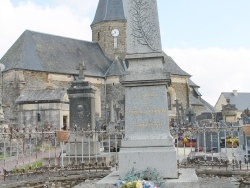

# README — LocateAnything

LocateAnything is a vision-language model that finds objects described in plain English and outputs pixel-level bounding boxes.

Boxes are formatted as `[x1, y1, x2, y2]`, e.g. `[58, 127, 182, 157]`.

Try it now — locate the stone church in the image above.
[0, 0, 215, 129]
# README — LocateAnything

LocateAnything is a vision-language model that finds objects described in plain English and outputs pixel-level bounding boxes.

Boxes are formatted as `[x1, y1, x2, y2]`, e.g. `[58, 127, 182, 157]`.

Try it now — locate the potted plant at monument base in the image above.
[226, 136, 238, 148]
[56, 130, 70, 142]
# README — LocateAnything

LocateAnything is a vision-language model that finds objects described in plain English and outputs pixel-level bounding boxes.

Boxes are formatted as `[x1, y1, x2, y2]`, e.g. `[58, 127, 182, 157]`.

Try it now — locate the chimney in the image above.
[233, 90, 238, 96]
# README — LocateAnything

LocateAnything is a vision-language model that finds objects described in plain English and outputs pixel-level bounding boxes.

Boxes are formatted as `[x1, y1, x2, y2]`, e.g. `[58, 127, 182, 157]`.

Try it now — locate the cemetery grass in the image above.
[13, 160, 42, 170]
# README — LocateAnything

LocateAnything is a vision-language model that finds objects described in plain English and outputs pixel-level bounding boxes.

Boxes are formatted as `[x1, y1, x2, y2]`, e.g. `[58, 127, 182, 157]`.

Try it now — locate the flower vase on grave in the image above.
[56, 130, 70, 142]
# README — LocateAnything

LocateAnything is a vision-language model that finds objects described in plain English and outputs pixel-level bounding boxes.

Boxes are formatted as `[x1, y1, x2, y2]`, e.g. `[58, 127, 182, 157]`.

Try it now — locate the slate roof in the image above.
[188, 79, 199, 87]
[91, 0, 126, 26]
[222, 92, 250, 111]
[16, 89, 68, 104]
[0, 30, 112, 77]
[189, 94, 203, 106]
[200, 98, 217, 113]
[105, 56, 125, 76]
[163, 53, 190, 76]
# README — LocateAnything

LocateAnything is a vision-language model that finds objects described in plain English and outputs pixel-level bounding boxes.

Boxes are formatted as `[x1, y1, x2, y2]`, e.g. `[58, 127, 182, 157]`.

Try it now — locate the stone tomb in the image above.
[66, 62, 100, 156]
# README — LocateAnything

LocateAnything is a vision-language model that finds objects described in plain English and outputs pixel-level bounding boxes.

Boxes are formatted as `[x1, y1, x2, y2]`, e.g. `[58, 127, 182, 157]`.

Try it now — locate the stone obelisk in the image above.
[119, 0, 178, 178]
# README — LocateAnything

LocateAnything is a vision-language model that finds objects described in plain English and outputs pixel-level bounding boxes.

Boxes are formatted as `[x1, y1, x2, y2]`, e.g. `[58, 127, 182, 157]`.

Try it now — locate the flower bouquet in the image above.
[226, 136, 238, 148]
[115, 168, 164, 188]
[116, 180, 160, 188]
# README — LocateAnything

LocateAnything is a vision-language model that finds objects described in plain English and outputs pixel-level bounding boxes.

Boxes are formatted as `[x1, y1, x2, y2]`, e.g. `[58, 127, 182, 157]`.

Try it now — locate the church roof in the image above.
[189, 94, 203, 106]
[16, 89, 68, 104]
[91, 0, 126, 26]
[0, 30, 112, 77]
[163, 53, 190, 76]
[105, 56, 126, 77]
[221, 92, 250, 111]
[188, 79, 199, 87]
[200, 98, 217, 113]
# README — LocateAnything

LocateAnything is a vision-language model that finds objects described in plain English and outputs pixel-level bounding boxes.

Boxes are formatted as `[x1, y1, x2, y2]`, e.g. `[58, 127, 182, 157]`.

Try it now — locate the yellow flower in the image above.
[127, 182, 132, 187]
[184, 137, 189, 143]
[136, 181, 143, 188]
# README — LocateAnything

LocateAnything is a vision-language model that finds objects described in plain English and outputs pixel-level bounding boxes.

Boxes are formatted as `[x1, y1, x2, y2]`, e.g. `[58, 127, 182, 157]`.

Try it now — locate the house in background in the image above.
[215, 90, 250, 119]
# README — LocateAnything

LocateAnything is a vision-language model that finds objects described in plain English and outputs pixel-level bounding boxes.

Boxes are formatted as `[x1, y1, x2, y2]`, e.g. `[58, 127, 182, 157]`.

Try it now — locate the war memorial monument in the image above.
[97, 0, 199, 187]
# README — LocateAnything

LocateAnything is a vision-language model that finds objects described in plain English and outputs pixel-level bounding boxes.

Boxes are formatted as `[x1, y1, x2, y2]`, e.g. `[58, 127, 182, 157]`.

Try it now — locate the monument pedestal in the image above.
[96, 169, 199, 188]
[118, 84, 178, 178]
[119, 147, 177, 178]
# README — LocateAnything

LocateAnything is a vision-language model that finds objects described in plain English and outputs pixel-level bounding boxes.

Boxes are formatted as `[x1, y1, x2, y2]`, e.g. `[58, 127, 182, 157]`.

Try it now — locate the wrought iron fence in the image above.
[0, 124, 249, 185]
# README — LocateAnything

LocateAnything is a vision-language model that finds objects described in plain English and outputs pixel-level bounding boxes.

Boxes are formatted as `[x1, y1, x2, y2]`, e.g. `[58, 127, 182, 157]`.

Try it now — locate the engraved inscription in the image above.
[133, 93, 158, 99]
[143, 93, 158, 98]
[128, 109, 167, 114]
[130, 122, 162, 127]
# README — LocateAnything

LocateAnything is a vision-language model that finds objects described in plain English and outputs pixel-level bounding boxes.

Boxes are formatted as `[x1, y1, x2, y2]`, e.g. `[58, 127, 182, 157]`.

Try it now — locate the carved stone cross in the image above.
[76, 61, 86, 80]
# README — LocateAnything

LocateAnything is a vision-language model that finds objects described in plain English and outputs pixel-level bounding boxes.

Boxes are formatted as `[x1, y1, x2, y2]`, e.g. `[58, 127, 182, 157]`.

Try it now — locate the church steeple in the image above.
[91, 0, 127, 60]
[91, 0, 126, 26]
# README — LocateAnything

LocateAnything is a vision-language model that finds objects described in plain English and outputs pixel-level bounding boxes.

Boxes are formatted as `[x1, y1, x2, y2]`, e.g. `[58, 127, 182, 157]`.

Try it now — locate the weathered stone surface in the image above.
[119, 147, 177, 178]
[92, 21, 127, 60]
[121, 85, 173, 146]
[117, 0, 178, 180]
[124, 0, 162, 54]
[67, 80, 96, 130]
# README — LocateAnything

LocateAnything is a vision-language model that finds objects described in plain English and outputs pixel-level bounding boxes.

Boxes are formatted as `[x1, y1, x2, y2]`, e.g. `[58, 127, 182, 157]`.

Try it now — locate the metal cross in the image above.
[186, 110, 194, 123]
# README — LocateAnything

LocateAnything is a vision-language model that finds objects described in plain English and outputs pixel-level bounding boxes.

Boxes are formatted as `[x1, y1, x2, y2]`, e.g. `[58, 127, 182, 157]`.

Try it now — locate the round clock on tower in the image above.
[111, 29, 119, 49]
[111, 29, 120, 37]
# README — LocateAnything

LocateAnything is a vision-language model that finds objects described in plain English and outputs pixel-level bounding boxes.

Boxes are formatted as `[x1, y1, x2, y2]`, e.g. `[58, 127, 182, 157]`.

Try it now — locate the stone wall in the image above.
[17, 103, 69, 129]
[2, 70, 105, 127]
[91, 21, 127, 60]
[171, 82, 189, 110]
[2, 69, 196, 127]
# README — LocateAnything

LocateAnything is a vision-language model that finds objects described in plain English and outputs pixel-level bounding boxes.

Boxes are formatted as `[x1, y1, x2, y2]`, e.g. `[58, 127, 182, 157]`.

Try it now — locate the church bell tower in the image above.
[91, 0, 127, 60]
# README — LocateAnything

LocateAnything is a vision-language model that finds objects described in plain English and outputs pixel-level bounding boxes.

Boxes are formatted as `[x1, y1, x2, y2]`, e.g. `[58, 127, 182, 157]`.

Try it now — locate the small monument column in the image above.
[119, 0, 177, 178]
[67, 61, 100, 156]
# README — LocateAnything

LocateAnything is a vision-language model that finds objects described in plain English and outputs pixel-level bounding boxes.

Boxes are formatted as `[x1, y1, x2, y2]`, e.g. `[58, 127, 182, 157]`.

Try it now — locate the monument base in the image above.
[96, 169, 199, 188]
[119, 146, 178, 179]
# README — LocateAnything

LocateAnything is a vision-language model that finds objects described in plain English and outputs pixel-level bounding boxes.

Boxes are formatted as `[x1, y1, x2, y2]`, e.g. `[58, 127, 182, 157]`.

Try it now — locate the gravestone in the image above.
[119, 0, 177, 178]
[67, 61, 100, 156]
[221, 98, 238, 122]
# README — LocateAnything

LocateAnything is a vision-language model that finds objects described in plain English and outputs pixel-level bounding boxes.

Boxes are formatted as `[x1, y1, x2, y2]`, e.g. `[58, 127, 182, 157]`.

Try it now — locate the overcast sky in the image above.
[1, 0, 250, 106]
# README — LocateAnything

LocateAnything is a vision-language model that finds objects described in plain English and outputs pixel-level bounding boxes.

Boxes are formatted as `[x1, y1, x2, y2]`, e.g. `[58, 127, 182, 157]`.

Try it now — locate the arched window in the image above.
[167, 92, 171, 110]
[97, 32, 100, 41]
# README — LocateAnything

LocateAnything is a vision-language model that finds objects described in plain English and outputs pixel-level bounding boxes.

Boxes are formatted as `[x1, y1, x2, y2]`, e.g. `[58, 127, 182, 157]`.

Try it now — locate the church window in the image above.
[167, 92, 171, 110]
[97, 32, 100, 41]
[37, 113, 41, 122]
